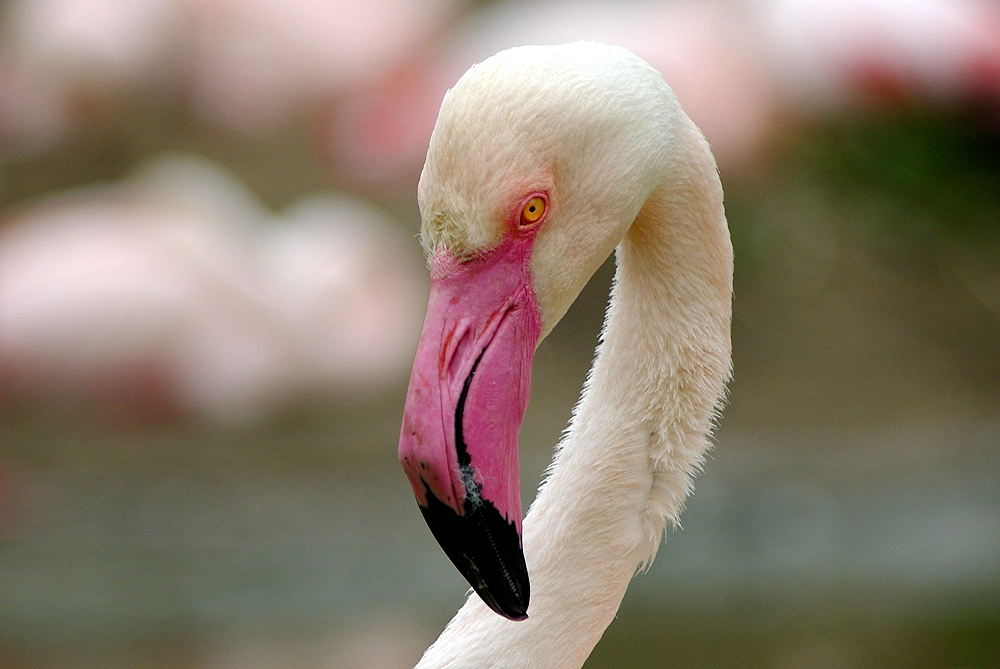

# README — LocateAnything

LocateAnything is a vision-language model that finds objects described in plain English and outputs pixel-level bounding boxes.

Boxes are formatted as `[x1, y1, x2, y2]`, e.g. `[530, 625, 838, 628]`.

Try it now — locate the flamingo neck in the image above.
[417, 124, 732, 669]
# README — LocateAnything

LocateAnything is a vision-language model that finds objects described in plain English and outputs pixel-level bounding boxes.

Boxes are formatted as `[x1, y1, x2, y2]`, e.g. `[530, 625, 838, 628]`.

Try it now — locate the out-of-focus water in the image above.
[3, 415, 998, 668]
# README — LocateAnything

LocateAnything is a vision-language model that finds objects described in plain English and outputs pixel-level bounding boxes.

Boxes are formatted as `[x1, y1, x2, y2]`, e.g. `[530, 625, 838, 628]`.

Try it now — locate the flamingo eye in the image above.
[520, 197, 546, 226]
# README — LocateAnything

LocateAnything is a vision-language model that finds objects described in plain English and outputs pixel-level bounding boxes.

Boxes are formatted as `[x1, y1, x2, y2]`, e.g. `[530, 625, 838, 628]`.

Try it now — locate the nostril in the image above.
[442, 321, 476, 382]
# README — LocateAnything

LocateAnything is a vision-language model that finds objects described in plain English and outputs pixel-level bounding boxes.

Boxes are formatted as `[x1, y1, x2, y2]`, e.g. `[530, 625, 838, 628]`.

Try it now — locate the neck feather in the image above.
[416, 123, 732, 669]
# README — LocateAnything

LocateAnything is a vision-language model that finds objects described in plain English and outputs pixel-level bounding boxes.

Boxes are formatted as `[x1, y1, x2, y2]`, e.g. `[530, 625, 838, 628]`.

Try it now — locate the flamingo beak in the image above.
[398, 235, 541, 621]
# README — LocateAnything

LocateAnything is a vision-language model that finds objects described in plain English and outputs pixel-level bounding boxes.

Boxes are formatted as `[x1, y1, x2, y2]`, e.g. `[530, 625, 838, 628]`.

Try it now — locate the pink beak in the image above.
[398, 234, 541, 620]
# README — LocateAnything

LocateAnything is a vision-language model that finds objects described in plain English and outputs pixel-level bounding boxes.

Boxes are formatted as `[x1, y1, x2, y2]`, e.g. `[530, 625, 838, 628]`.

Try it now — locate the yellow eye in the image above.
[520, 197, 546, 225]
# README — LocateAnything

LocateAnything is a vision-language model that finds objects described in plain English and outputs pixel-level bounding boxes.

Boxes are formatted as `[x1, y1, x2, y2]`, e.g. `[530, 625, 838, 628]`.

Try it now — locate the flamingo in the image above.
[397, 42, 732, 667]
[0, 154, 424, 424]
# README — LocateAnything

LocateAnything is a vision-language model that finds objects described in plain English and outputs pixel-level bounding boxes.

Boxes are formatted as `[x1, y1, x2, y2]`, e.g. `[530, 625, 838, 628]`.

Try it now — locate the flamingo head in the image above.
[398, 42, 677, 620]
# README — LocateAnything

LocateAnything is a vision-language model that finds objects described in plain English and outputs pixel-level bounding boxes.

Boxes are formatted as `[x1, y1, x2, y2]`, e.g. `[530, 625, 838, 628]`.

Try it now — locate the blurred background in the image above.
[0, 0, 998, 667]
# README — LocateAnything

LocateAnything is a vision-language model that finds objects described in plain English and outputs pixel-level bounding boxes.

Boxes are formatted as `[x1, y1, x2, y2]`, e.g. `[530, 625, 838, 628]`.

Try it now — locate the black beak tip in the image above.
[419, 487, 530, 621]
[476, 578, 529, 621]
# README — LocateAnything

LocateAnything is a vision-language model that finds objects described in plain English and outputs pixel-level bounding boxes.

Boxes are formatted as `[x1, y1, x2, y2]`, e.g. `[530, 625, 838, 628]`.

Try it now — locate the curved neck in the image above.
[416, 124, 732, 669]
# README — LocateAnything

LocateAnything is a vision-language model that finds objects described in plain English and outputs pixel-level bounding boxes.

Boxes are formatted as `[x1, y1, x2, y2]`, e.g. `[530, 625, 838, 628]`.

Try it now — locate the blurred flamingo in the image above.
[0, 0, 466, 153]
[761, 0, 1000, 109]
[0, 154, 424, 424]
[184, 0, 467, 134]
